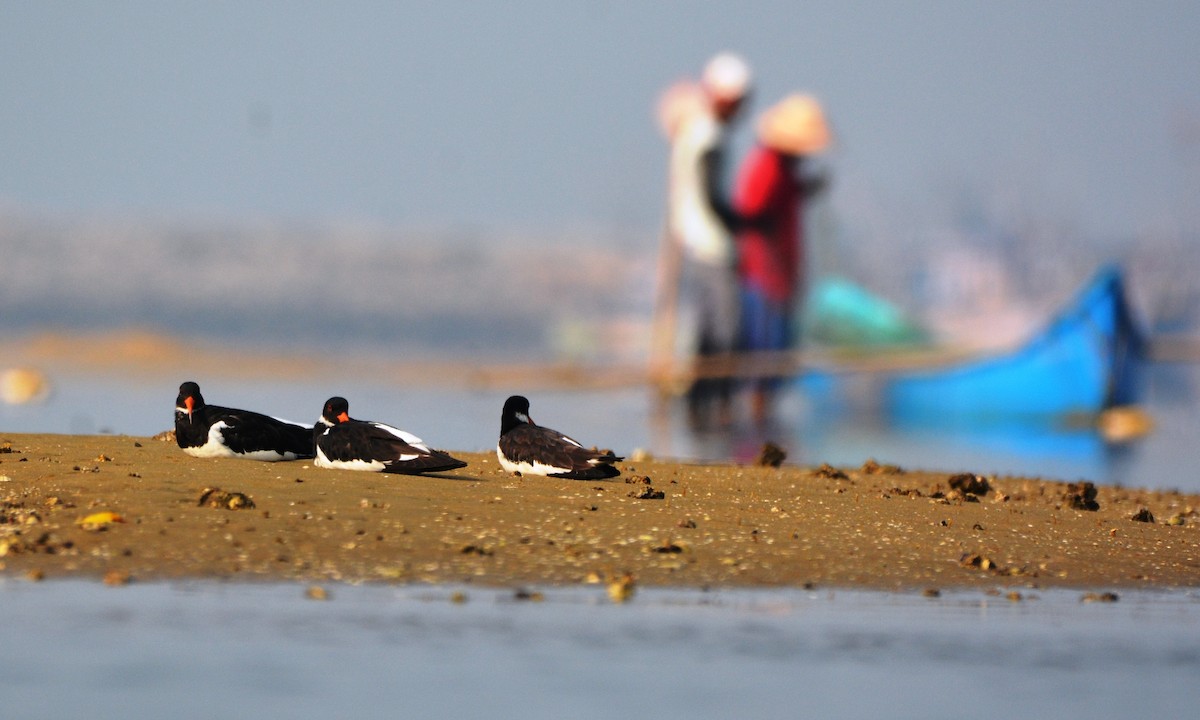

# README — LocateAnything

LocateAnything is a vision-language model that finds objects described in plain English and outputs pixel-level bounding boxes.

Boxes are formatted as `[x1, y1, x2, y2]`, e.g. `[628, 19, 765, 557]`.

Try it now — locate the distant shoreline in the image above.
[0, 328, 656, 391]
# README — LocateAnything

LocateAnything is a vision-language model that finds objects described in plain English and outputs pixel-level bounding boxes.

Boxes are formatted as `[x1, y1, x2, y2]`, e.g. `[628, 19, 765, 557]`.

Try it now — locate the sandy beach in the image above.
[0, 432, 1196, 592]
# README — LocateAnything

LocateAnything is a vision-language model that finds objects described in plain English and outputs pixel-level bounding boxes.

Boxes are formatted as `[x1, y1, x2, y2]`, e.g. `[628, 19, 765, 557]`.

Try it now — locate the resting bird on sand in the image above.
[497, 395, 622, 479]
[313, 396, 467, 474]
[174, 381, 313, 461]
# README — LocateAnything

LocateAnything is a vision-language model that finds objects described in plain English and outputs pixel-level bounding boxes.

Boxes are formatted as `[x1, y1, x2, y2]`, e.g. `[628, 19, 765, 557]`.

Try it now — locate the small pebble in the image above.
[606, 573, 636, 604]
[103, 570, 131, 586]
[1130, 508, 1155, 523]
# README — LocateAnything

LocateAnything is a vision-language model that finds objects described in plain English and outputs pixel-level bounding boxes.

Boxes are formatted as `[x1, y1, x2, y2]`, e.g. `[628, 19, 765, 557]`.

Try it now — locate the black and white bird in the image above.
[313, 396, 467, 474]
[174, 381, 314, 461]
[497, 395, 622, 479]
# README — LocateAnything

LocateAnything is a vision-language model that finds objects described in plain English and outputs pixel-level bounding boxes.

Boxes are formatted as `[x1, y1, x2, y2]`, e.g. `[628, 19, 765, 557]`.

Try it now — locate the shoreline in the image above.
[1, 433, 1197, 592]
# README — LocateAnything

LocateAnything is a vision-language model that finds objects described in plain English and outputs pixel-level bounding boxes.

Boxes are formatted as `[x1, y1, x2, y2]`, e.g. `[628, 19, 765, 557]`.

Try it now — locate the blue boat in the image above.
[881, 266, 1143, 423]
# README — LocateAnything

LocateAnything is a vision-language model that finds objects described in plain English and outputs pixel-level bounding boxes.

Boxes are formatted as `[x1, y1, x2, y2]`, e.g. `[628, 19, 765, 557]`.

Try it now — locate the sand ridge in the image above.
[0, 433, 1197, 591]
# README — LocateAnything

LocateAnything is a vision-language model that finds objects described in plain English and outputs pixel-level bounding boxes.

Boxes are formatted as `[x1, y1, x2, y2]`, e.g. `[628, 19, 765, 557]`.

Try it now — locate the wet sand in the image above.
[1, 432, 1197, 591]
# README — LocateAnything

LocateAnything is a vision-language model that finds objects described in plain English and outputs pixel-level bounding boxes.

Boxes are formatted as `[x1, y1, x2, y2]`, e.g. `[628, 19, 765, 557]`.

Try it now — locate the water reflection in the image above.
[672, 394, 1122, 481]
[3, 362, 1199, 492]
[670, 359, 1194, 487]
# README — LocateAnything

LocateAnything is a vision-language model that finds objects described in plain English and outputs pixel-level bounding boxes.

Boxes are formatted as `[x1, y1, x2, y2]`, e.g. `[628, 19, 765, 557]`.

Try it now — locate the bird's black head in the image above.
[320, 396, 351, 426]
[500, 395, 533, 436]
[176, 381, 204, 420]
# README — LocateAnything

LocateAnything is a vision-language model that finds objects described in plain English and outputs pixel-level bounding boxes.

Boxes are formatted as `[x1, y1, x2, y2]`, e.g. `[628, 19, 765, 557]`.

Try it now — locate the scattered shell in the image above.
[861, 458, 903, 475]
[151, 429, 176, 443]
[606, 573, 636, 604]
[77, 511, 125, 531]
[1065, 481, 1100, 511]
[811, 463, 849, 480]
[755, 442, 787, 468]
[197, 487, 256, 510]
[628, 487, 665, 500]
[1130, 508, 1155, 523]
[651, 541, 683, 554]
[103, 570, 131, 586]
[305, 585, 329, 601]
[948, 473, 990, 496]
[1165, 514, 1186, 526]
[959, 553, 1003, 573]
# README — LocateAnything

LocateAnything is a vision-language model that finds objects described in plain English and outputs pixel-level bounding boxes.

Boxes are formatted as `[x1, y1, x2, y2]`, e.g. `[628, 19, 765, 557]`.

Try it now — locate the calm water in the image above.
[4, 361, 1200, 492]
[1, 581, 1197, 720]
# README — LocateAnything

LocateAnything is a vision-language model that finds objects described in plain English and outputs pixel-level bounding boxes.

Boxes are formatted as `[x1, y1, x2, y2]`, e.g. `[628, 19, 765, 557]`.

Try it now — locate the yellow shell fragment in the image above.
[77, 511, 125, 530]
[606, 573, 636, 604]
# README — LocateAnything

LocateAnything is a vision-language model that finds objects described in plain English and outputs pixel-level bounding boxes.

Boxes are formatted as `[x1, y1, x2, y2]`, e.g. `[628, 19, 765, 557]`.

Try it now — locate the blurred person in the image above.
[664, 52, 753, 428]
[651, 79, 706, 383]
[734, 94, 831, 424]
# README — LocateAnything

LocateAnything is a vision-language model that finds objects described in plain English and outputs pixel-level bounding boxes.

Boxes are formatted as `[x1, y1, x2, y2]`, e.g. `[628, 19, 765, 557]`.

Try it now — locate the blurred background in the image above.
[3, 2, 1200, 487]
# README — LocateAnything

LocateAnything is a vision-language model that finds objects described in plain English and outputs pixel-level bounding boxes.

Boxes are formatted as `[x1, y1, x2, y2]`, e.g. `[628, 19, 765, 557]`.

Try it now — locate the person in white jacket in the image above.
[666, 52, 753, 427]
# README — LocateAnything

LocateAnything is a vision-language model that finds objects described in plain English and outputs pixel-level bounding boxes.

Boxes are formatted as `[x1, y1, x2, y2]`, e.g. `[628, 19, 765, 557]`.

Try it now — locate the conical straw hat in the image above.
[757, 94, 831, 155]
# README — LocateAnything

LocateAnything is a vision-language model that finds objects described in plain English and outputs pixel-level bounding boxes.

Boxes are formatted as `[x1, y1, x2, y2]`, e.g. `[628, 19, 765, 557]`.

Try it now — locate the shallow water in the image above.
[4, 362, 1200, 492]
[1, 580, 1197, 720]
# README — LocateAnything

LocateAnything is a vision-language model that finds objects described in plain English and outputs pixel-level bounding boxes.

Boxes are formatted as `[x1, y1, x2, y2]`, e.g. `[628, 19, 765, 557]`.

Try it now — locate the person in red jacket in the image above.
[734, 94, 831, 424]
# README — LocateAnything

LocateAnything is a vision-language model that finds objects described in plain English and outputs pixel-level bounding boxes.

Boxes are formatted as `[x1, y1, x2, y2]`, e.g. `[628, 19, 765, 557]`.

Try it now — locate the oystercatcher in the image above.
[497, 395, 622, 479]
[313, 396, 467, 474]
[174, 381, 314, 461]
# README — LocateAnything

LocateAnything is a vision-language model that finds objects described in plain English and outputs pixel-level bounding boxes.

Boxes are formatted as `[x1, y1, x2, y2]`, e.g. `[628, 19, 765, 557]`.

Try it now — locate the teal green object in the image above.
[804, 277, 928, 347]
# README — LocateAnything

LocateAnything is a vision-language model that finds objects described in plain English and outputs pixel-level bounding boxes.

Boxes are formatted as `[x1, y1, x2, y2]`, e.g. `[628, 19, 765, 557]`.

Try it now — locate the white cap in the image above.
[701, 52, 752, 101]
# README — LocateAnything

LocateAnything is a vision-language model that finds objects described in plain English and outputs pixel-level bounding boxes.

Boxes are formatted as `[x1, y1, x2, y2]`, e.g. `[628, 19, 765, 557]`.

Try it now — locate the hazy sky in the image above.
[3, 1, 1199, 242]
